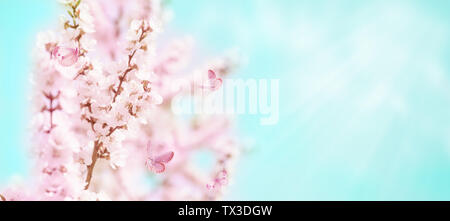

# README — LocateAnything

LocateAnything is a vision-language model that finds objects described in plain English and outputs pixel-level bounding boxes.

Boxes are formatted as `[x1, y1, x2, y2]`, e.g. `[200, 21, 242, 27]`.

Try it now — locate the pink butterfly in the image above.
[145, 141, 174, 173]
[199, 70, 223, 91]
[50, 46, 79, 67]
[206, 169, 228, 190]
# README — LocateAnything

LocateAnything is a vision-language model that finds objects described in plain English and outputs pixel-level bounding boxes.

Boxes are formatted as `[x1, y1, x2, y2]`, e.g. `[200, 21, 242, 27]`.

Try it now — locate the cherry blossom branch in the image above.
[106, 125, 127, 137]
[74, 63, 93, 80]
[112, 23, 151, 103]
[42, 91, 61, 133]
[64, 0, 81, 30]
[1, 0, 242, 201]
[84, 22, 152, 189]
[63, 0, 90, 57]
[112, 64, 137, 103]
[84, 140, 101, 190]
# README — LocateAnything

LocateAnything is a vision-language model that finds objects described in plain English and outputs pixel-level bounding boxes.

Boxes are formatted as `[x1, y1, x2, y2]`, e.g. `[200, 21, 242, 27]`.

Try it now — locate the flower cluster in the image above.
[1, 0, 241, 201]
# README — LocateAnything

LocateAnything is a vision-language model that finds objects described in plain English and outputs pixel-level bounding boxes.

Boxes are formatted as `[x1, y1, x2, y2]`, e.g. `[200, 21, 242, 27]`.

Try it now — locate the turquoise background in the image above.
[2, 0, 450, 200]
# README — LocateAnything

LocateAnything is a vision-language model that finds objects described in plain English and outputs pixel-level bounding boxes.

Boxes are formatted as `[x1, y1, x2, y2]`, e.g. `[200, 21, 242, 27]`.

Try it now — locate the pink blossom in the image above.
[206, 169, 228, 190]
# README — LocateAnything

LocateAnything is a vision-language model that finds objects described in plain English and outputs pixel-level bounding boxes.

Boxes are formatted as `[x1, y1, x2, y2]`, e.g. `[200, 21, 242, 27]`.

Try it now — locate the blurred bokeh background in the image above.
[2, 0, 450, 200]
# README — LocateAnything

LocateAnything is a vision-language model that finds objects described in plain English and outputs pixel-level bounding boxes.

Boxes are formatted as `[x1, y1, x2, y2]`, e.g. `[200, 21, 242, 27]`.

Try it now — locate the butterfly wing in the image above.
[210, 78, 222, 91]
[208, 70, 222, 90]
[208, 70, 217, 79]
[147, 159, 166, 173]
[145, 139, 174, 173]
[155, 151, 174, 163]
[198, 70, 223, 91]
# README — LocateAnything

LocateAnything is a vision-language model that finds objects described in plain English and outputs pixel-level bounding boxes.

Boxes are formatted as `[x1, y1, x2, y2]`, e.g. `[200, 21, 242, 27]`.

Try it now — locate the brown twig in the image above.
[74, 63, 92, 80]
[64, 0, 88, 58]
[106, 125, 127, 137]
[42, 91, 62, 133]
[84, 140, 101, 190]
[112, 65, 137, 103]
[64, 0, 81, 30]
[0, 194, 6, 201]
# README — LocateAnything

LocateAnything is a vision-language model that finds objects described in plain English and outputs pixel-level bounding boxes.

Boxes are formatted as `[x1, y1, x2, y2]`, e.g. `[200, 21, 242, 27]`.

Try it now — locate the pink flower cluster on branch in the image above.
[0, 0, 241, 201]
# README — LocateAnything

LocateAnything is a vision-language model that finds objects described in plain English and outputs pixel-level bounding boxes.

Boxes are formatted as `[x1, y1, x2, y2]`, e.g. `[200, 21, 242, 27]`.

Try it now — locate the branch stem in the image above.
[84, 140, 101, 190]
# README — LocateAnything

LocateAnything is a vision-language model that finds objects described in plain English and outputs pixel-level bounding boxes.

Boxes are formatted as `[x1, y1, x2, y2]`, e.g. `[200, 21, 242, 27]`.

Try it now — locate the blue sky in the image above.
[2, 0, 450, 200]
